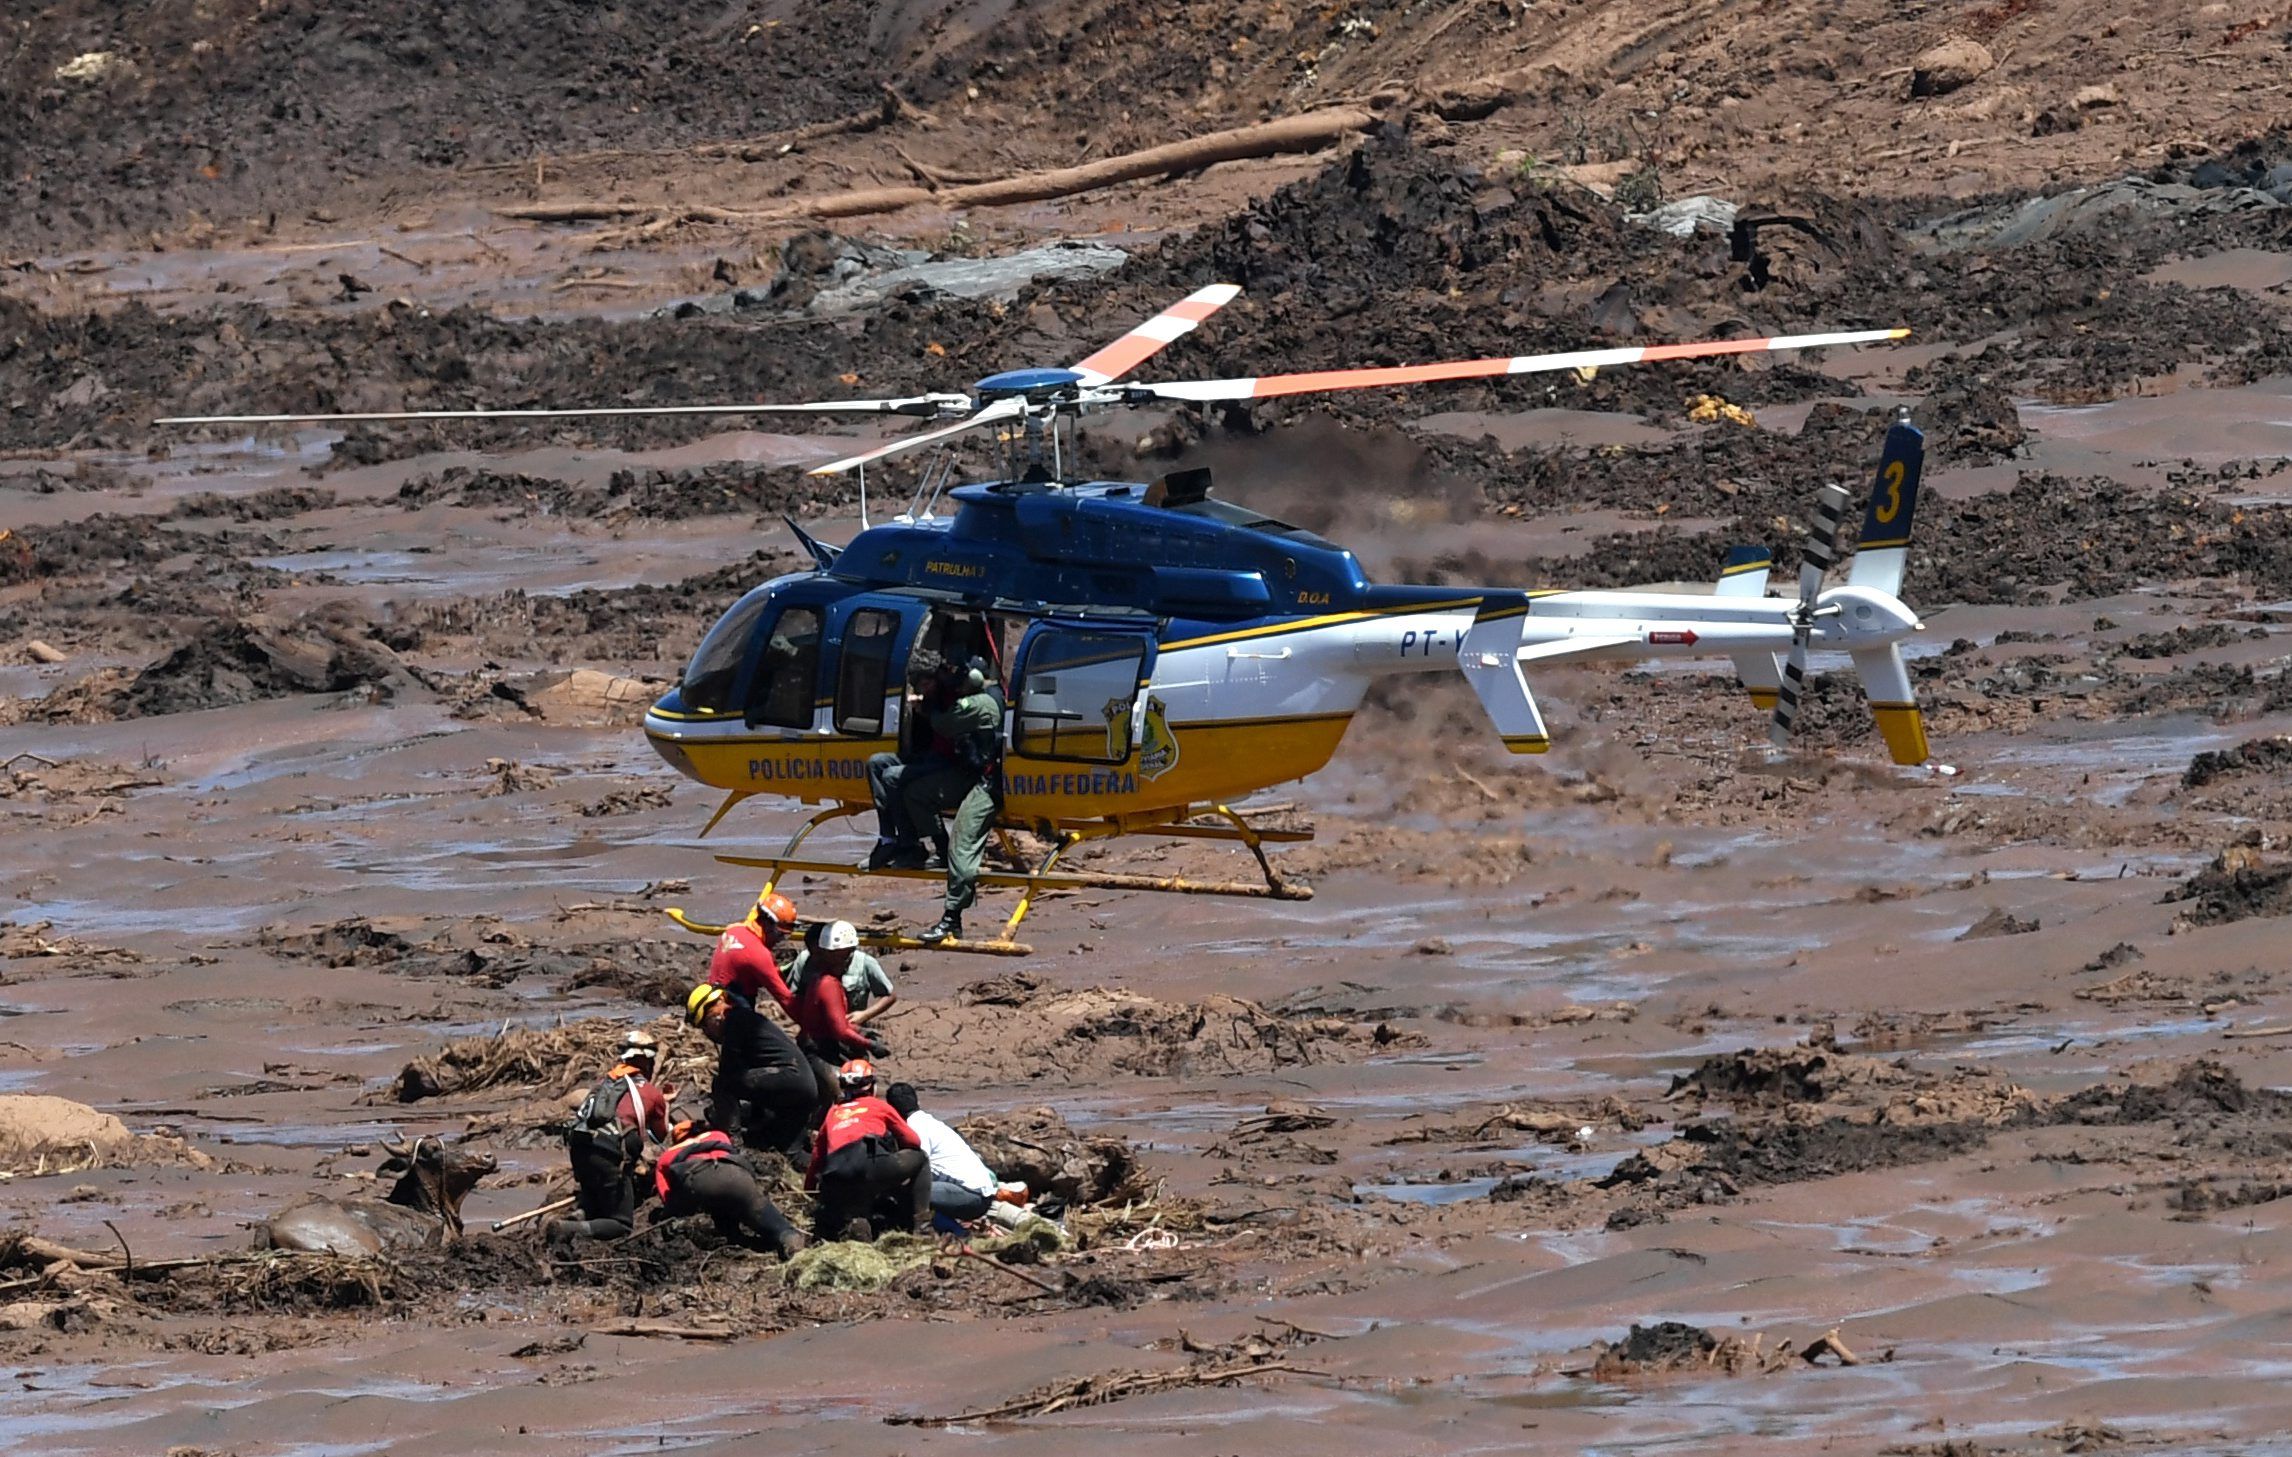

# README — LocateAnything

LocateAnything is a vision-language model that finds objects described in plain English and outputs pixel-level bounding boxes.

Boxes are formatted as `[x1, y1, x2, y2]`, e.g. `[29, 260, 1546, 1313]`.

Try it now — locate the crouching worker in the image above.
[548, 1029, 670, 1248]
[804, 1060, 930, 1242]
[651, 1123, 807, 1259]
[884, 1082, 999, 1225]
[685, 983, 816, 1161]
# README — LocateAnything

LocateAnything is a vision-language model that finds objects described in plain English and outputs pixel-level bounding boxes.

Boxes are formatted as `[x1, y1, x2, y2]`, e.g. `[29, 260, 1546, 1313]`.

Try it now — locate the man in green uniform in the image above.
[898, 655, 1004, 945]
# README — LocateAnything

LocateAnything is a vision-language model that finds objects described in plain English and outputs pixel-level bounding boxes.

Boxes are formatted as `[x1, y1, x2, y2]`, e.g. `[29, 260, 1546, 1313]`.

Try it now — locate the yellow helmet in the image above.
[684, 984, 726, 1027]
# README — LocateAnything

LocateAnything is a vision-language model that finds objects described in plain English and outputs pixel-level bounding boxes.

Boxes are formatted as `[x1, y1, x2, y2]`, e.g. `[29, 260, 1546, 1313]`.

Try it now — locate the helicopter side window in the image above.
[1012, 629, 1145, 765]
[744, 605, 824, 729]
[834, 609, 899, 736]
[680, 590, 773, 715]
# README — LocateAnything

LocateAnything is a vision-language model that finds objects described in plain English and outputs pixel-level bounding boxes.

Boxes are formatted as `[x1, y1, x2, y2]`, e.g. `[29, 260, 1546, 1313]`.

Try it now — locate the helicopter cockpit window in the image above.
[834, 609, 899, 736]
[680, 591, 773, 715]
[745, 606, 823, 729]
[1013, 629, 1145, 765]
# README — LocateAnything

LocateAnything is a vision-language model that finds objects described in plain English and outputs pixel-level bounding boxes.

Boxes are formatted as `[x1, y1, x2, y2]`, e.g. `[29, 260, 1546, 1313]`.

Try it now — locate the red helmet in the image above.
[836, 1058, 876, 1095]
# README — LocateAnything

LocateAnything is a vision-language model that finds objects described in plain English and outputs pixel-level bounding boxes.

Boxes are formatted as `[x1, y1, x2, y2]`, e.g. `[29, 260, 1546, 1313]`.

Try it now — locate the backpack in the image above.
[566, 1072, 642, 1149]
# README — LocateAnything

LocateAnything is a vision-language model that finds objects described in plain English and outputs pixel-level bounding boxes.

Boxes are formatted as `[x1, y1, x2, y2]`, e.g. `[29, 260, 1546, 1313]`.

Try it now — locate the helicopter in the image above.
[160, 286, 1925, 954]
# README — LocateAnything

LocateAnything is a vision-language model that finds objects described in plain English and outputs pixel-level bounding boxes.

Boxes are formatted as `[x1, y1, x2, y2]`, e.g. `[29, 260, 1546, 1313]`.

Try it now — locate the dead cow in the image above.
[265, 1136, 499, 1256]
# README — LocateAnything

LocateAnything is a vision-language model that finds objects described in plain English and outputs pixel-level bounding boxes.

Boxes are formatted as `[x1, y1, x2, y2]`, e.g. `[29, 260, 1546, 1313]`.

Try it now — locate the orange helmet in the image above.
[836, 1058, 876, 1096]
[750, 892, 797, 933]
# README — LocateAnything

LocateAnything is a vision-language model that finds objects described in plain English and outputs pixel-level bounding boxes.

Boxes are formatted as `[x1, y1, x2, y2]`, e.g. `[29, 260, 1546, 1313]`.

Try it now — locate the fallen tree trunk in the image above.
[499, 105, 1382, 238]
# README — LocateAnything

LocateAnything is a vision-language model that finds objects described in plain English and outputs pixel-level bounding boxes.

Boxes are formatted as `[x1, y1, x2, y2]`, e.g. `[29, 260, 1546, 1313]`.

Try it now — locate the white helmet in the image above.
[820, 920, 860, 953]
[618, 1029, 660, 1068]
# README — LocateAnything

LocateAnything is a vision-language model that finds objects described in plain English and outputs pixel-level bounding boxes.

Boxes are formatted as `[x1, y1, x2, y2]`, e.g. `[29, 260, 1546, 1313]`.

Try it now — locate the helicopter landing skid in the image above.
[668, 803, 1312, 954]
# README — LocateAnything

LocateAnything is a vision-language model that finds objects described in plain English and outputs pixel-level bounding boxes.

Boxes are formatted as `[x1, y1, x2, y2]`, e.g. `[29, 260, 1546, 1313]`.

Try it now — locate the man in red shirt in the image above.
[804, 1059, 931, 1241]
[789, 949, 881, 1110]
[707, 891, 799, 1014]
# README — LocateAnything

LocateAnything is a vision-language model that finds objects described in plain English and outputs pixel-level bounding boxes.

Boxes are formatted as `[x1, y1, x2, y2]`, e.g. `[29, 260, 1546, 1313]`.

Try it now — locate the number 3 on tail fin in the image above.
[1846, 416, 1924, 598]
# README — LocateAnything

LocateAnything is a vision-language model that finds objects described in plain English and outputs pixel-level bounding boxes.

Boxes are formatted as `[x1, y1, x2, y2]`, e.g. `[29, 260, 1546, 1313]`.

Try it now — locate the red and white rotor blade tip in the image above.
[1069, 283, 1242, 387]
[807, 396, 1025, 477]
[152, 395, 969, 427]
[1133, 327, 1910, 403]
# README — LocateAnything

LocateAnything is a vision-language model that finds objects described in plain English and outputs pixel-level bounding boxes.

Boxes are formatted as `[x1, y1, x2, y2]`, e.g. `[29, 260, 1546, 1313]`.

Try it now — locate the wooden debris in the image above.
[499, 106, 1380, 243]
[890, 1358, 1307, 1426]
[590, 1320, 740, 1342]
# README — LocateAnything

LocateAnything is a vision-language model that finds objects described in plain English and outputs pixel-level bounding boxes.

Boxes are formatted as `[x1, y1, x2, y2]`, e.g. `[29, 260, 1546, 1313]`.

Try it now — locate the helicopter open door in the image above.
[1006, 617, 1160, 772]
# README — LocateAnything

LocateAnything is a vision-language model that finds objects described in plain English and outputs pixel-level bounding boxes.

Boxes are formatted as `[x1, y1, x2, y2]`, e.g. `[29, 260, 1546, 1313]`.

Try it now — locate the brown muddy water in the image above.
[7, 225, 2292, 1455]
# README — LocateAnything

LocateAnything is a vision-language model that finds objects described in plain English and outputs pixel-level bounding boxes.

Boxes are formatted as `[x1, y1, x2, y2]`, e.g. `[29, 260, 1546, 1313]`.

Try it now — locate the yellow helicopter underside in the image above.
[655, 712, 1349, 954]
[658, 710, 1354, 822]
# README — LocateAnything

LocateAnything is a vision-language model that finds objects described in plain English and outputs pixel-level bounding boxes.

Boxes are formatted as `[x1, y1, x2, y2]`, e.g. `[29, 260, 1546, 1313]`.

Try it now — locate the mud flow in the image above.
[6, 5, 2292, 1453]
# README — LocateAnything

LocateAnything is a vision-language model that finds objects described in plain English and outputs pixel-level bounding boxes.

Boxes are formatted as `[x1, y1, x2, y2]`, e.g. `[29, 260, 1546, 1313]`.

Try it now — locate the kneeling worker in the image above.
[686, 983, 817, 1160]
[883, 1082, 1000, 1224]
[548, 1028, 671, 1247]
[805, 1059, 930, 1242]
[651, 1123, 807, 1258]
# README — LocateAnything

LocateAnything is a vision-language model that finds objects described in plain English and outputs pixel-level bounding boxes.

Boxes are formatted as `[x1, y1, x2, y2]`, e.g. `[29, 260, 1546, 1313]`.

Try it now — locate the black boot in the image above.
[868, 839, 927, 871]
[918, 913, 962, 945]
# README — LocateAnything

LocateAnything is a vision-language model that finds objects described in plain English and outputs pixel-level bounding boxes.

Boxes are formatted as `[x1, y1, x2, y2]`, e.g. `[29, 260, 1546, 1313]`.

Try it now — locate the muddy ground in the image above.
[5, 3, 2292, 1453]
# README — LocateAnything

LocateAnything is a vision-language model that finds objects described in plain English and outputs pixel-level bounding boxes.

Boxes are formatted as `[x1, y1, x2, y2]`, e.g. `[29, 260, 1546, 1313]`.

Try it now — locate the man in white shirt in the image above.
[884, 1082, 997, 1221]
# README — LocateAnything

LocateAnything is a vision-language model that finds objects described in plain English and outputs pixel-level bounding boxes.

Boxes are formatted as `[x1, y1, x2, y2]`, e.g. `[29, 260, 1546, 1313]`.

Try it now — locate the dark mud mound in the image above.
[169, 486, 337, 522]
[398, 462, 846, 522]
[957, 1108, 1143, 1206]
[1667, 1048, 1892, 1104]
[1126, 131, 1853, 424]
[5, 0, 952, 248]
[2164, 847, 2292, 928]
[893, 984, 1421, 1085]
[0, 512, 189, 586]
[265, 917, 696, 1002]
[117, 606, 416, 718]
[1591, 1321, 1720, 1376]
[2182, 736, 2292, 789]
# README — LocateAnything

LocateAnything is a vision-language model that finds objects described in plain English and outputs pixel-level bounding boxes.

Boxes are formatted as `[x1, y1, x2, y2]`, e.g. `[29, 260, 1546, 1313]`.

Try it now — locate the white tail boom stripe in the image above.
[1071, 284, 1243, 386]
[1136, 328, 1909, 403]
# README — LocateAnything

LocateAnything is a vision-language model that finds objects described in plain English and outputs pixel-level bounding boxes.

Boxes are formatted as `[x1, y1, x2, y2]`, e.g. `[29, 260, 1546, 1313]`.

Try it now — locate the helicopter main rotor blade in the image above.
[1121, 327, 1909, 404]
[807, 395, 1026, 477]
[153, 395, 974, 427]
[1070, 283, 1242, 387]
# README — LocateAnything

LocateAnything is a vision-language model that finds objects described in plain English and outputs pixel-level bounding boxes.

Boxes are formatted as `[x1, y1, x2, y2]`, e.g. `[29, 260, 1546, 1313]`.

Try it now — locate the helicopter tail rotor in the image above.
[1767, 480, 1851, 750]
[1769, 409, 1930, 762]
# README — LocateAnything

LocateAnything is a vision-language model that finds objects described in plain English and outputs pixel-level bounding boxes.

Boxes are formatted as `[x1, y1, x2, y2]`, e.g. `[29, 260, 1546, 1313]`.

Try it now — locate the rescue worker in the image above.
[651, 1123, 807, 1258]
[804, 1059, 931, 1241]
[707, 891, 799, 1015]
[883, 1082, 999, 1224]
[897, 654, 1004, 945]
[686, 983, 816, 1160]
[786, 920, 897, 1028]
[785, 937, 883, 1112]
[547, 1029, 671, 1247]
[864, 653, 958, 871]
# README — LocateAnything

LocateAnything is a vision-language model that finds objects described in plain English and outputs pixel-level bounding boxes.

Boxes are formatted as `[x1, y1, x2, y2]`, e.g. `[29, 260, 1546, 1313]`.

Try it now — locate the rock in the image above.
[2073, 83, 2122, 110]
[1910, 37, 1994, 97]
[1627, 195, 1739, 238]
[528, 669, 661, 726]
[1958, 906, 2040, 940]
[0, 1094, 134, 1168]
[24, 640, 66, 664]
